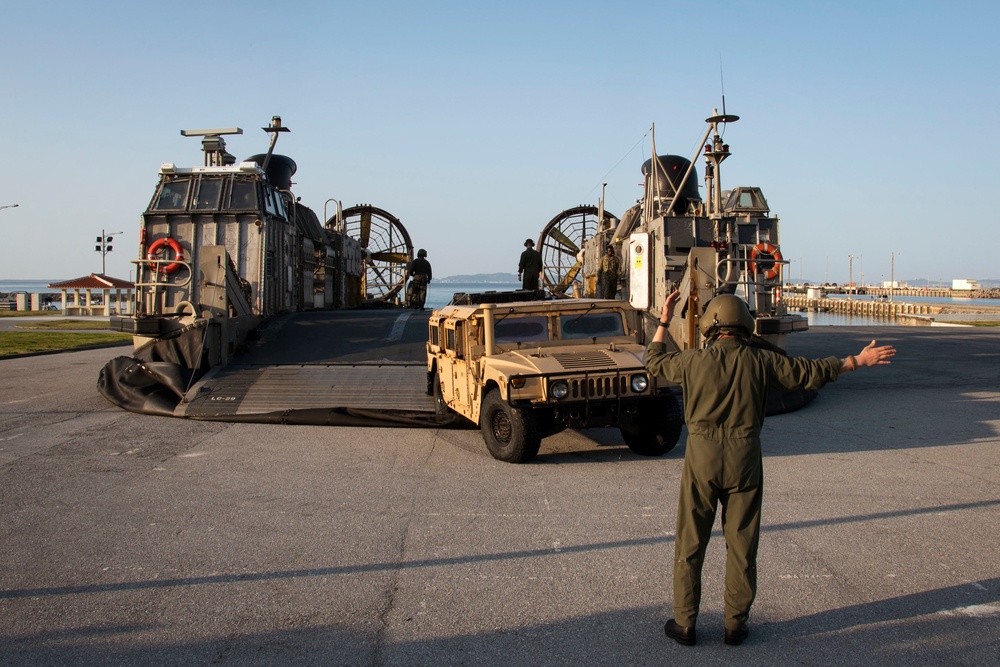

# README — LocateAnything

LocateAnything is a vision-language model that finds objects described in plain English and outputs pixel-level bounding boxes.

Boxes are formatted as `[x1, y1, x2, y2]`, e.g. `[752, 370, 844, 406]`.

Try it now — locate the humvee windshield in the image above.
[560, 312, 624, 339]
[494, 316, 549, 344]
[492, 311, 626, 344]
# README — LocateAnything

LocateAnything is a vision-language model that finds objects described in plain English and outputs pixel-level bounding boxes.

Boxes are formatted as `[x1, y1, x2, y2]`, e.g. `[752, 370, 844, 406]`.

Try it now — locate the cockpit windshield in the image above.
[227, 179, 257, 210]
[150, 176, 262, 213]
[191, 177, 222, 210]
[152, 179, 190, 210]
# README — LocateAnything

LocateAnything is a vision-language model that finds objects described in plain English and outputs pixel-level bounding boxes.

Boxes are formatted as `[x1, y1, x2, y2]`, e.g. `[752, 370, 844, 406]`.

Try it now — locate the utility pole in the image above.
[96, 229, 124, 275]
[848, 254, 855, 300]
[891, 252, 899, 302]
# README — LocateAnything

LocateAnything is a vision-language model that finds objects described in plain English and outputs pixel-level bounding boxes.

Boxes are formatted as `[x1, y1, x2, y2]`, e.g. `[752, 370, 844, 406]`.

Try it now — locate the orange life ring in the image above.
[750, 243, 782, 280]
[147, 237, 185, 274]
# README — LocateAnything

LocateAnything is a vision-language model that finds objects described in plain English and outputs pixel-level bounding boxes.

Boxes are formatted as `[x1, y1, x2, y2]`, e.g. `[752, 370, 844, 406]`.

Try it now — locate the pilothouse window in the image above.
[191, 177, 223, 210]
[226, 180, 257, 210]
[152, 179, 190, 210]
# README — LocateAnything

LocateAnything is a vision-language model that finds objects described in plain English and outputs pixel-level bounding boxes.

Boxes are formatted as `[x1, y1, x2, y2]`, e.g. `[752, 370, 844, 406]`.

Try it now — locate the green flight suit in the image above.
[645, 337, 841, 630]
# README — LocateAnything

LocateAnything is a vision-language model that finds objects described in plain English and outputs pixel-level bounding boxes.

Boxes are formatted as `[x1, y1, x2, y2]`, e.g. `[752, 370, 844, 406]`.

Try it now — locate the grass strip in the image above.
[0, 310, 60, 318]
[0, 332, 132, 356]
[15, 320, 110, 331]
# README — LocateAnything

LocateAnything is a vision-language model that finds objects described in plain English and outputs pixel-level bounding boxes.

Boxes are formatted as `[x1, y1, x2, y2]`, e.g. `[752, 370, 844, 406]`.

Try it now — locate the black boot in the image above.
[724, 625, 749, 646]
[664, 619, 696, 646]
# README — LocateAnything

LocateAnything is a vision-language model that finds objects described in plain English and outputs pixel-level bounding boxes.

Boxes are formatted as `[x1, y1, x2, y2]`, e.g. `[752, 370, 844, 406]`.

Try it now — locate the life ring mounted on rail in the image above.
[146, 237, 185, 274]
[749, 243, 782, 281]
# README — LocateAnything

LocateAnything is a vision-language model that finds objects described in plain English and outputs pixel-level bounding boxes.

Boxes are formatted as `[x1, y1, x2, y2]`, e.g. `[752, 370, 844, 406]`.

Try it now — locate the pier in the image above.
[783, 294, 942, 321]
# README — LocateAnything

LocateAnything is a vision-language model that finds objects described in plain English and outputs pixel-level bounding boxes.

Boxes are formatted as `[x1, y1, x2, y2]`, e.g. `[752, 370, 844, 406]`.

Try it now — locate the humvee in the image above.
[426, 294, 683, 463]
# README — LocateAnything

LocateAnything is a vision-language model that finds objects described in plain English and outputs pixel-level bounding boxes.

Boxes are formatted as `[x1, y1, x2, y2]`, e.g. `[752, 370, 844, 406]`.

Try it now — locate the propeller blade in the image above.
[547, 227, 580, 255]
[359, 209, 372, 248]
[369, 252, 410, 263]
[555, 260, 583, 293]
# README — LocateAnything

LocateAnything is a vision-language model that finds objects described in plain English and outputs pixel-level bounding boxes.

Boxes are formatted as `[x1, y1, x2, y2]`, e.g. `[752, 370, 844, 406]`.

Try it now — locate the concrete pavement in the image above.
[1, 326, 998, 665]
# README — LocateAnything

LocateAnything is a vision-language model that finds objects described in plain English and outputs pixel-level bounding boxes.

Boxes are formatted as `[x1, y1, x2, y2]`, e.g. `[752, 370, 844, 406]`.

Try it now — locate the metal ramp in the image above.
[178, 362, 434, 418]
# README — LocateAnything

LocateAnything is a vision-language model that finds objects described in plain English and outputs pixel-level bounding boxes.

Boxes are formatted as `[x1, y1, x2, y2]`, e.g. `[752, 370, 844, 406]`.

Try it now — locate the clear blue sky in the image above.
[2, 0, 997, 285]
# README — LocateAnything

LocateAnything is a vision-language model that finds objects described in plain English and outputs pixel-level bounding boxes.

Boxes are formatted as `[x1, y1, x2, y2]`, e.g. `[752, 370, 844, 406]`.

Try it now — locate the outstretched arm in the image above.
[651, 291, 681, 344]
[840, 340, 896, 374]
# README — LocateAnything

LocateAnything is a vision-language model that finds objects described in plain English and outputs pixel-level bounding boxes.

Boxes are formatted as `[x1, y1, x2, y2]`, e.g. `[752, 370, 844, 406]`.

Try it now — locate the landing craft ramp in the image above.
[106, 309, 462, 428]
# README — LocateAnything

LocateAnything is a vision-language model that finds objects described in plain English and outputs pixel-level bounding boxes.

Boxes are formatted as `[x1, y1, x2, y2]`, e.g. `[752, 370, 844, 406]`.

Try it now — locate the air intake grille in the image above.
[551, 350, 616, 369]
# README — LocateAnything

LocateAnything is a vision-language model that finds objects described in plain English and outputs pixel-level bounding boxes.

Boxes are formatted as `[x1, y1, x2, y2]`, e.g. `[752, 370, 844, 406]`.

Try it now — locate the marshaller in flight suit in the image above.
[644, 294, 843, 645]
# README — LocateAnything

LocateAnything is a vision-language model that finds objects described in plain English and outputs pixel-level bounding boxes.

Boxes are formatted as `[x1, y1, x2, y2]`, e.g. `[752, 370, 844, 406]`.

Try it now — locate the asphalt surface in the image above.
[1, 325, 998, 666]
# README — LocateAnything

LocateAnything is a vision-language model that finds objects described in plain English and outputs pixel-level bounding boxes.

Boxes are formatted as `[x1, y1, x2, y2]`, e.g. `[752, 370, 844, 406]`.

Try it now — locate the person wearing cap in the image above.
[405, 248, 432, 310]
[645, 290, 895, 647]
[517, 238, 543, 291]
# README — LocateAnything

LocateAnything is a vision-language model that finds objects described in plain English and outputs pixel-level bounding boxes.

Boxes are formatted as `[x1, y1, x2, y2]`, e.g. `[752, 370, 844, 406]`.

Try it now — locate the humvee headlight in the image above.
[510, 377, 526, 389]
[549, 380, 569, 400]
[630, 374, 649, 392]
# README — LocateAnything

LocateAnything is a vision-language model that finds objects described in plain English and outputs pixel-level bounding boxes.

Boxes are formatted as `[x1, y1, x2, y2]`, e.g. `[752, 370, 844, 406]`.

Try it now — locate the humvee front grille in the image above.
[569, 375, 629, 398]
[551, 350, 616, 370]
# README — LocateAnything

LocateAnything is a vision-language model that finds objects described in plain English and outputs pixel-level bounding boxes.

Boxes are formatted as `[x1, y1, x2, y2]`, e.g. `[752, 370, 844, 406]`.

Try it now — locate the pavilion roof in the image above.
[47, 273, 134, 290]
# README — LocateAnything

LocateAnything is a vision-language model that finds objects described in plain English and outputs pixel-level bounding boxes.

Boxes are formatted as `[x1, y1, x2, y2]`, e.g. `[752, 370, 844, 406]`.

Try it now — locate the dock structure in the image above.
[783, 294, 943, 320]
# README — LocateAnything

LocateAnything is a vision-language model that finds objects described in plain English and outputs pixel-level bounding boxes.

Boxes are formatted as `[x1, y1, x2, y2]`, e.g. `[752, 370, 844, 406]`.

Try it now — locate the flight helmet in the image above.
[417, 248, 427, 257]
[699, 294, 756, 338]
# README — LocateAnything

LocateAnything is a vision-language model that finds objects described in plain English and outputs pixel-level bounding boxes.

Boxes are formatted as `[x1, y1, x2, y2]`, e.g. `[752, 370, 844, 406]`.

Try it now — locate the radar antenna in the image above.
[179, 127, 243, 166]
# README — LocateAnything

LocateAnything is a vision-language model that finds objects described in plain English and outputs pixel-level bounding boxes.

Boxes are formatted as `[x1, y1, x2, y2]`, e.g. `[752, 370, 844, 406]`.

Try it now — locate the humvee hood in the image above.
[496, 345, 646, 374]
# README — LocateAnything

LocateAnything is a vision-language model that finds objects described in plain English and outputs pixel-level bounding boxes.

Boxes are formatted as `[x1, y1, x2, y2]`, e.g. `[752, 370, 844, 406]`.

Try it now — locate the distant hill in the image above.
[437, 273, 520, 284]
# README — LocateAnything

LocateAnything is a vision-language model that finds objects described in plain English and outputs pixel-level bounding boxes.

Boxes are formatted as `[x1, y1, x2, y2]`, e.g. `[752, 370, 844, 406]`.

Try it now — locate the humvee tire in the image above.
[431, 371, 449, 415]
[619, 393, 683, 457]
[480, 389, 542, 463]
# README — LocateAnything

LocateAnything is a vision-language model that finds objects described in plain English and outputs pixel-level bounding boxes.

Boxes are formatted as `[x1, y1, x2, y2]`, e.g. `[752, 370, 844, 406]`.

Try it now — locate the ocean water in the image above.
[427, 282, 522, 310]
[0, 280, 64, 293]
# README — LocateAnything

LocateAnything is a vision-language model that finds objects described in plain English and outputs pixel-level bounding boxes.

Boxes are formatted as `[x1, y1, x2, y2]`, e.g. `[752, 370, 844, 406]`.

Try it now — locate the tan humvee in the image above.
[426, 295, 682, 463]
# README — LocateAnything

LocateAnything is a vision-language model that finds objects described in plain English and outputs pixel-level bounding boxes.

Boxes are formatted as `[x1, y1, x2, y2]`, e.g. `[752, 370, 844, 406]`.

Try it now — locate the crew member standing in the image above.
[596, 245, 621, 299]
[517, 238, 543, 291]
[405, 249, 432, 310]
[645, 291, 895, 647]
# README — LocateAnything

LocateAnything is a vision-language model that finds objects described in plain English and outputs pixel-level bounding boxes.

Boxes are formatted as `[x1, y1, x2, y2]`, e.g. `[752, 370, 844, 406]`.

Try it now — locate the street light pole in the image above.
[96, 229, 124, 275]
[848, 254, 855, 300]
[891, 252, 899, 302]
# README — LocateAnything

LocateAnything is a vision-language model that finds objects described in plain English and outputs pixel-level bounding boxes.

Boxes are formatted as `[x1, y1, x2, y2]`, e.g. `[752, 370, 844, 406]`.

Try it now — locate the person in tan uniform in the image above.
[645, 290, 895, 647]
[596, 245, 621, 299]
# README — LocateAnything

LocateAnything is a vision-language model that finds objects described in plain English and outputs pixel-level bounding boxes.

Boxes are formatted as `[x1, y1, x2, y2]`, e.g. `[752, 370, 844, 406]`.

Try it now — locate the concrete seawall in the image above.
[784, 295, 943, 320]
